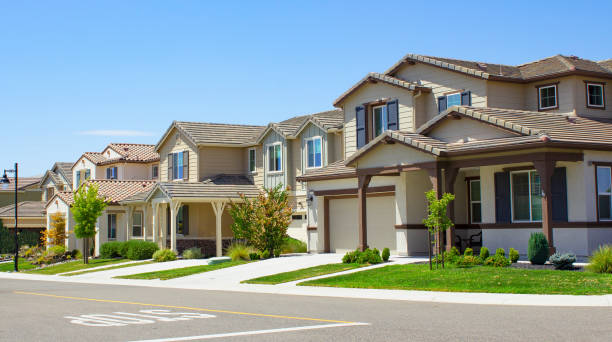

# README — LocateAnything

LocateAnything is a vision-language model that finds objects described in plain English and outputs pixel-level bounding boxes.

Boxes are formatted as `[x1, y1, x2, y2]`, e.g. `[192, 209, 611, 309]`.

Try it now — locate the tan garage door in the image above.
[329, 195, 395, 254]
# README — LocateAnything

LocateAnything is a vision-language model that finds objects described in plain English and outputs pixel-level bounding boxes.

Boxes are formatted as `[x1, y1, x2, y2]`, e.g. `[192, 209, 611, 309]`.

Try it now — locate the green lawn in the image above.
[26, 258, 129, 275]
[298, 264, 612, 295]
[0, 259, 36, 272]
[62, 261, 154, 276]
[243, 263, 366, 284]
[116, 260, 249, 280]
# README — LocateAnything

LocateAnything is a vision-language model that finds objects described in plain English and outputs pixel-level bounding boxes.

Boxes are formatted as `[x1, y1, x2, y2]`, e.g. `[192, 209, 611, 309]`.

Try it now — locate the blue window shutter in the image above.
[106, 168, 110, 179]
[167, 206, 171, 235]
[552, 167, 568, 222]
[183, 151, 189, 180]
[461, 91, 472, 106]
[438, 96, 447, 113]
[387, 99, 399, 131]
[356, 106, 366, 148]
[168, 153, 173, 180]
[494, 172, 511, 223]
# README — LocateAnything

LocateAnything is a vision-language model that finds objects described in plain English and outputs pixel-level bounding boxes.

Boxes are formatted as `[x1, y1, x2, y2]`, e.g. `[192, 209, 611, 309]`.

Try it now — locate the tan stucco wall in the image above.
[352, 142, 435, 169]
[198, 146, 245, 180]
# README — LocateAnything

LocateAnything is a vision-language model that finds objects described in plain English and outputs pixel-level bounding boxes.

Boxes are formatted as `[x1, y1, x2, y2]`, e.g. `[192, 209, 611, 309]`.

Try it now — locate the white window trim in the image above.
[304, 136, 323, 170]
[469, 179, 481, 224]
[372, 105, 388, 137]
[538, 85, 558, 110]
[132, 211, 143, 237]
[510, 170, 542, 223]
[171, 151, 185, 181]
[587, 83, 605, 108]
[266, 142, 283, 174]
[248, 147, 257, 174]
[597, 166, 612, 221]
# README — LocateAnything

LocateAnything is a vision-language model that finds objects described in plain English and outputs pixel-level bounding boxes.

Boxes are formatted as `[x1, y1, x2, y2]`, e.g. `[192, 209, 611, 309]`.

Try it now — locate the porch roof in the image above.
[0, 201, 45, 218]
[146, 175, 261, 202]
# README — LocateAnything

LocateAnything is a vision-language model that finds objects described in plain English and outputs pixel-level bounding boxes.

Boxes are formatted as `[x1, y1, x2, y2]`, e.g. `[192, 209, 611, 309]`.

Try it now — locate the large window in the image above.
[511, 170, 542, 222]
[152, 165, 158, 179]
[587, 82, 605, 108]
[169, 151, 188, 180]
[177, 205, 187, 235]
[305, 137, 322, 169]
[132, 211, 143, 237]
[106, 167, 118, 180]
[372, 105, 388, 137]
[597, 166, 612, 220]
[267, 143, 282, 172]
[469, 179, 482, 223]
[107, 214, 117, 239]
[248, 148, 256, 173]
[538, 84, 558, 110]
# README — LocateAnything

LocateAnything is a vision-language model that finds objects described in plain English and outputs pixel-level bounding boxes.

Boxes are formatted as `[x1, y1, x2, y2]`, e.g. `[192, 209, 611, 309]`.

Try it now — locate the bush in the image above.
[100, 241, 124, 259]
[382, 248, 390, 262]
[509, 248, 519, 263]
[484, 255, 511, 267]
[549, 252, 576, 270]
[455, 255, 483, 267]
[280, 237, 307, 254]
[71, 249, 82, 259]
[342, 249, 360, 264]
[249, 252, 260, 260]
[23, 246, 43, 260]
[125, 240, 159, 260]
[528, 232, 549, 265]
[495, 248, 505, 257]
[153, 249, 177, 262]
[48, 245, 66, 256]
[464, 247, 473, 256]
[342, 248, 382, 264]
[226, 243, 253, 261]
[588, 245, 612, 273]
[274, 249, 281, 258]
[260, 250, 270, 259]
[182, 247, 203, 259]
[479, 247, 490, 260]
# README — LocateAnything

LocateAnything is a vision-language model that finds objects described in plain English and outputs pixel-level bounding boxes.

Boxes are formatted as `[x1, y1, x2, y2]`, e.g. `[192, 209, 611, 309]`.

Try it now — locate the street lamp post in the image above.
[1, 163, 18, 272]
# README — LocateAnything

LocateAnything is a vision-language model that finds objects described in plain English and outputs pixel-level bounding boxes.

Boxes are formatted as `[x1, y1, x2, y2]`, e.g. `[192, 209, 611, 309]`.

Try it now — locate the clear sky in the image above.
[1, 0, 611, 176]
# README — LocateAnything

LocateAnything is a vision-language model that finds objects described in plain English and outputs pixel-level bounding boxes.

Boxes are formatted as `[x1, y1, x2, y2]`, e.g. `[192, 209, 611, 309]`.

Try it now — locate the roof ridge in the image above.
[515, 54, 563, 67]
[555, 55, 576, 71]
[109, 142, 156, 147]
[175, 120, 265, 128]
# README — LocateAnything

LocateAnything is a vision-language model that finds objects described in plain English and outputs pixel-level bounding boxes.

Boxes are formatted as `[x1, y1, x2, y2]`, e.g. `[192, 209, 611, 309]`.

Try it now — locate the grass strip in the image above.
[0, 259, 36, 272]
[25, 258, 129, 275]
[62, 261, 154, 276]
[116, 260, 248, 280]
[242, 263, 366, 284]
[298, 263, 612, 295]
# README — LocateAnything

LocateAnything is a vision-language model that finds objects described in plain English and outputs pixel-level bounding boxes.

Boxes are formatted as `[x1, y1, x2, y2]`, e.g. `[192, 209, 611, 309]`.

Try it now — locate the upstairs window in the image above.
[76, 169, 91, 187]
[305, 137, 322, 169]
[438, 91, 471, 113]
[372, 105, 388, 137]
[168, 151, 189, 180]
[267, 143, 282, 172]
[152, 165, 158, 179]
[355, 99, 398, 149]
[47, 187, 54, 201]
[106, 166, 118, 180]
[248, 148, 256, 173]
[597, 166, 612, 220]
[538, 84, 558, 110]
[586, 82, 605, 108]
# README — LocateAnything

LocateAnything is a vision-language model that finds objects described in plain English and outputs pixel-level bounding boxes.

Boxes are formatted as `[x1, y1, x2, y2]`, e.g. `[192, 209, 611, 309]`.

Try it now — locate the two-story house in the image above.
[298, 54, 612, 257]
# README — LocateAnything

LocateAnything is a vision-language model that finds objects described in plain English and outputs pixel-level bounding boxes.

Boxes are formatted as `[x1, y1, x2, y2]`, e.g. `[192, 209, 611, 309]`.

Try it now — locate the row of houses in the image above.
[3, 53, 612, 257]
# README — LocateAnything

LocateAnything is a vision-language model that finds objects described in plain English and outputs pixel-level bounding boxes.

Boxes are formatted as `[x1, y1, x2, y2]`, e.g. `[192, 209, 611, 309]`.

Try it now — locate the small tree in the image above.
[72, 184, 107, 264]
[229, 184, 292, 256]
[423, 189, 455, 269]
[41, 212, 66, 247]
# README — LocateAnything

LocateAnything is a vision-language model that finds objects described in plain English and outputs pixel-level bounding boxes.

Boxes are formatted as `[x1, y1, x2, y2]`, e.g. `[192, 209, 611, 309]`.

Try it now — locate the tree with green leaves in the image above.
[423, 189, 455, 269]
[72, 184, 107, 264]
[229, 184, 292, 257]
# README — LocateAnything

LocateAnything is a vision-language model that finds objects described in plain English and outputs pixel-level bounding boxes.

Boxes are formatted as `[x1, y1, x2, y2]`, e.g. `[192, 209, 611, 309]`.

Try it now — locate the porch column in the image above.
[534, 158, 556, 255]
[64, 212, 70, 249]
[357, 174, 372, 251]
[211, 201, 227, 257]
[170, 201, 180, 253]
[142, 205, 148, 241]
[444, 167, 459, 252]
[126, 206, 133, 241]
[151, 202, 158, 245]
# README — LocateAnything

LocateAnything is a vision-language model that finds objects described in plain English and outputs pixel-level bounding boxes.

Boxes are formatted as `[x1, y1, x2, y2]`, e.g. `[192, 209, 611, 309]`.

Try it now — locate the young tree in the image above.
[72, 184, 107, 264]
[229, 184, 292, 256]
[41, 212, 66, 247]
[422, 189, 455, 269]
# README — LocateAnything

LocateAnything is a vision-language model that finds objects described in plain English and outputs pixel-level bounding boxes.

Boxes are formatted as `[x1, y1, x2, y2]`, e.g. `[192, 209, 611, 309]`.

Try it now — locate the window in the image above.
[152, 165, 158, 179]
[248, 148, 256, 173]
[437, 91, 471, 113]
[107, 214, 117, 239]
[597, 166, 612, 220]
[447, 93, 461, 107]
[106, 167, 118, 180]
[267, 143, 282, 172]
[305, 137, 322, 169]
[372, 105, 388, 137]
[538, 84, 558, 110]
[511, 170, 542, 222]
[177, 205, 188, 235]
[292, 214, 303, 220]
[469, 179, 482, 223]
[587, 82, 605, 108]
[169, 151, 188, 180]
[84, 169, 91, 181]
[132, 211, 143, 237]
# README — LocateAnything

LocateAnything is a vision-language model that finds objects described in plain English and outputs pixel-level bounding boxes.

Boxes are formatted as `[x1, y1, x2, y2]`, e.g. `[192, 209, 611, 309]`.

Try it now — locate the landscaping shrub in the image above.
[342, 249, 360, 264]
[549, 252, 576, 270]
[23, 246, 43, 259]
[382, 248, 390, 262]
[71, 249, 82, 259]
[182, 247, 203, 259]
[153, 249, 177, 262]
[484, 255, 511, 267]
[464, 247, 473, 256]
[260, 249, 271, 259]
[588, 245, 612, 273]
[274, 249, 281, 258]
[495, 248, 505, 257]
[249, 252, 260, 260]
[125, 240, 159, 260]
[226, 243, 253, 261]
[48, 245, 66, 256]
[343, 248, 382, 264]
[455, 255, 483, 267]
[509, 248, 519, 263]
[100, 241, 124, 259]
[0, 223, 40, 253]
[280, 237, 307, 254]
[528, 232, 549, 265]
[479, 247, 490, 260]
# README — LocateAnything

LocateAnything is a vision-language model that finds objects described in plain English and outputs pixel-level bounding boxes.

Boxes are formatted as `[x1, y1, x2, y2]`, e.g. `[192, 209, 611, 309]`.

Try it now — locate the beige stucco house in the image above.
[298, 54, 612, 257]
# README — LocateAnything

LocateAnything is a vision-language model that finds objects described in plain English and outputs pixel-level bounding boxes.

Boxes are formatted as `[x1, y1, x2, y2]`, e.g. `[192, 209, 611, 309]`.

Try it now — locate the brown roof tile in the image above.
[154, 180, 261, 200]
[0, 201, 45, 217]
[296, 160, 356, 181]
[85, 180, 157, 204]
[334, 72, 431, 106]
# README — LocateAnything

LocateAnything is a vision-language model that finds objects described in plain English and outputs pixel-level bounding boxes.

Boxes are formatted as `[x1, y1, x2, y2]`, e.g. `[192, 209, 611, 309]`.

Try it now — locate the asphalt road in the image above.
[1, 279, 611, 342]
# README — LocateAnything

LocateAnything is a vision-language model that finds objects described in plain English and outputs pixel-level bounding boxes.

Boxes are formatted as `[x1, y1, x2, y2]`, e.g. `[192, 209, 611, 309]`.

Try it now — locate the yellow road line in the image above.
[14, 291, 355, 324]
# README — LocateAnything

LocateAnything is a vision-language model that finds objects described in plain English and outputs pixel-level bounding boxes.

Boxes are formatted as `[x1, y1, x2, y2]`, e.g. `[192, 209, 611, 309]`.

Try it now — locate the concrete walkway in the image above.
[2, 254, 612, 307]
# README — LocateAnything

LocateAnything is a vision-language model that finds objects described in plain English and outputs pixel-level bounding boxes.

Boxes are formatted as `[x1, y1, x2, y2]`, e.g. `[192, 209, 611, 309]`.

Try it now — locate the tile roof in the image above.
[54, 191, 74, 206]
[296, 160, 356, 181]
[152, 180, 261, 200]
[54, 162, 73, 185]
[85, 180, 157, 204]
[257, 109, 344, 142]
[0, 201, 45, 218]
[599, 59, 612, 72]
[333, 72, 431, 106]
[77, 144, 160, 168]
[41, 162, 74, 188]
[171, 121, 266, 147]
[0, 177, 41, 191]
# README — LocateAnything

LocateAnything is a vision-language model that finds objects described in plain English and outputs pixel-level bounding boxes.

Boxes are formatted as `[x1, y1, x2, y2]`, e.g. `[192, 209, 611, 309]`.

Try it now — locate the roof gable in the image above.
[333, 72, 430, 107]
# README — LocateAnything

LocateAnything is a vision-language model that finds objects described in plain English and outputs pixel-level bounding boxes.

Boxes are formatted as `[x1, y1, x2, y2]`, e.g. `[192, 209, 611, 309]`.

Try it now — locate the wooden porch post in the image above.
[151, 202, 158, 246]
[170, 201, 180, 253]
[142, 205, 148, 241]
[126, 206, 133, 241]
[444, 167, 459, 252]
[211, 201, 227, 257]
[357, 174, 372, 251]
[533, 158, 556, 255]
[323, 197, 330, 253]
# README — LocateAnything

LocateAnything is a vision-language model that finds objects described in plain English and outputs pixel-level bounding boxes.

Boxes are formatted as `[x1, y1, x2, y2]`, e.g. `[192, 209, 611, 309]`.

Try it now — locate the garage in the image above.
[328, 195, 395, 254]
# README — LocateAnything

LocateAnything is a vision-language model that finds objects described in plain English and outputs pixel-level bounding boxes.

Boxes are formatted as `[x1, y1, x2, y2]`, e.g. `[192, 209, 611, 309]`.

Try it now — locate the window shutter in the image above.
[183, 151, 189, 180]
[552, 167, 568, 222]
[461, 91, 472, 106]
[183, 205, 189, 235]
[106, 168, 110, 179]
[386, 99, 399, 131]
[494, 172, 511, 223]
[438, 96, 447, 113]
[166, 206, 171, 235]
[168, 153, 173, 180]
[114, 167, 118, 179]
[356, 105, 366, 148]
[76, 172, 81, 187]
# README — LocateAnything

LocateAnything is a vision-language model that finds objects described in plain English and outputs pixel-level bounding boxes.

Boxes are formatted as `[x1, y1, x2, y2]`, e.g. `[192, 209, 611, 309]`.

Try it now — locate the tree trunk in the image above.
[427, 231, 432, 270]
[83, 238, 89, 264]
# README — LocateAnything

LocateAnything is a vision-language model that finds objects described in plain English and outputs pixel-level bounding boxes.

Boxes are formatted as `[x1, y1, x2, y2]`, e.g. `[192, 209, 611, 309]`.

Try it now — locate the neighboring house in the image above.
[0, 177, 44, 237]
[39, 162, 73, 202]
[0, 177, 41, 207]
[298, 54, 612, 257]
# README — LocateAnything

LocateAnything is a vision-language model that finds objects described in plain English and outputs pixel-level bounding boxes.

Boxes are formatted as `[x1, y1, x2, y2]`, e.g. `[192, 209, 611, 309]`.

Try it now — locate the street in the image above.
[1, 279, 611, 341]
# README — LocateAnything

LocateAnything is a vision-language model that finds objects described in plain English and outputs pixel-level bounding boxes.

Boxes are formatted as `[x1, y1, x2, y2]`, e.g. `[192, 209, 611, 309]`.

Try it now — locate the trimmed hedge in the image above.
[99, 240, 159, 260]
[0, 221, 41, 253]
[100, 241, 124, 259]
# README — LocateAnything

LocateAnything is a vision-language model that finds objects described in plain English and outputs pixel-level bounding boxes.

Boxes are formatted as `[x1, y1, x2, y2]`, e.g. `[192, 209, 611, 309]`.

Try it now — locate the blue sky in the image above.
[1, 0, 611, 176]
